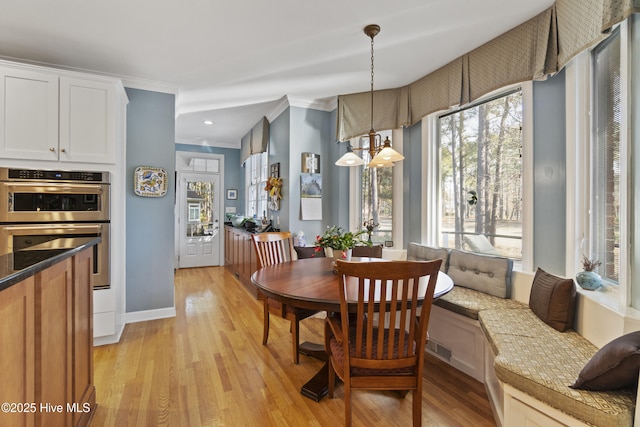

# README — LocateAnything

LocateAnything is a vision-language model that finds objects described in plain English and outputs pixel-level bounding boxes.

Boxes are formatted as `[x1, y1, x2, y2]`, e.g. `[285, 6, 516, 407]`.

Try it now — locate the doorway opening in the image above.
[175, 152, 224, 268]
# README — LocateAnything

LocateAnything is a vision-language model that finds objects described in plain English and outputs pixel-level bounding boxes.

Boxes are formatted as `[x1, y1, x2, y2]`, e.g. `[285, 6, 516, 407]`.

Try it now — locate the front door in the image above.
[179, 173, 220, 268]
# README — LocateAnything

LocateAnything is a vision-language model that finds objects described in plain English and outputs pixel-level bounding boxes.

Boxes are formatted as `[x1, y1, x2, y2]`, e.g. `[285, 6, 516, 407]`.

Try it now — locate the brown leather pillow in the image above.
[571, 331, 640, 390]
[294, 246, 324, 259]
[529, 268, 576, 332]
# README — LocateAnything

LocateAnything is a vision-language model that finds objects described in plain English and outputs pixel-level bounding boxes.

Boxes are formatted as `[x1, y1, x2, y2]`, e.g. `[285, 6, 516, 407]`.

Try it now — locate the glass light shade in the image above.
[376, 137, 404, 162]
[335, 149, 365, 166]
[367, 156, 394, 168]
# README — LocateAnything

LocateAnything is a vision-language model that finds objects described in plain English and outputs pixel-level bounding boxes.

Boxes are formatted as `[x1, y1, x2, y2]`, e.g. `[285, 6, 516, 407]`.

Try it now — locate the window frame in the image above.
[244, 151, 268, 219]
[591, 27, 624, 286]
[426, 83, 533, 270]
[348, 129, 404, 249]
[566, 21, 632, 311]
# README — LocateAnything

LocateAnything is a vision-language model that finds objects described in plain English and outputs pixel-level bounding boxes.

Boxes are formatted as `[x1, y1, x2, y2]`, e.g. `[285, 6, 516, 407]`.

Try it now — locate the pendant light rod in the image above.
[365, 24, 380, 161]
[335, 24, 403, 167]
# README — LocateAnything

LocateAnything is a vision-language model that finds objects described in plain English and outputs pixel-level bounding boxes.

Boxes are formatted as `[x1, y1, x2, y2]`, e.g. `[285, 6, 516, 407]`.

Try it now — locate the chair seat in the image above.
[329, 328, 417, 376]
[252, 232, 321, 364]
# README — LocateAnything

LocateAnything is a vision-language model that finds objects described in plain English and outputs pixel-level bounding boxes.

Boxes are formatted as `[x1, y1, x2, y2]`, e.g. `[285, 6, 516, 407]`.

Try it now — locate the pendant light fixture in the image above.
[335, 24, 404, 168]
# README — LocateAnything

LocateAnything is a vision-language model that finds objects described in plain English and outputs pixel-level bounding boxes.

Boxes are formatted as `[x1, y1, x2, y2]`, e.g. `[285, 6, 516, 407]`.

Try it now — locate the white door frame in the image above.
[175, 151, 225, 267]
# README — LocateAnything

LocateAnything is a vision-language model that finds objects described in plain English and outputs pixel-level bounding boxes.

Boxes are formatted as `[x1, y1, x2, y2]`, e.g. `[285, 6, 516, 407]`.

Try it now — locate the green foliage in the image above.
[314, 225, 371, 250]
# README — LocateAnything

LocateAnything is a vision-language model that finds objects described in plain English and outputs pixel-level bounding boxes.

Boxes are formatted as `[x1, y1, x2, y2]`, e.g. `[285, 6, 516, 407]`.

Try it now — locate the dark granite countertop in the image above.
[0, 236, 101, 292]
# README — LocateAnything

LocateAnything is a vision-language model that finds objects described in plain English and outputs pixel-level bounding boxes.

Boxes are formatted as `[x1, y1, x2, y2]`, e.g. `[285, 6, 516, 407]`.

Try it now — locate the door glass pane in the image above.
[185, 180, 215, 237]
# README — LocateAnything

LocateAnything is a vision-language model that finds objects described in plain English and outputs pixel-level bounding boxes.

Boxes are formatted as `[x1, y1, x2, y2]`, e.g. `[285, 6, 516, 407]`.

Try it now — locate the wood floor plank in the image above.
[92, 266, 497, 426]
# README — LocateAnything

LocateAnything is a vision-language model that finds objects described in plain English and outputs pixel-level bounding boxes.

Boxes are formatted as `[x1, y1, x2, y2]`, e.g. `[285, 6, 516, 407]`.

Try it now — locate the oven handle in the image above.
[1, 224, 105, 233]
[2, 182, 105, 194]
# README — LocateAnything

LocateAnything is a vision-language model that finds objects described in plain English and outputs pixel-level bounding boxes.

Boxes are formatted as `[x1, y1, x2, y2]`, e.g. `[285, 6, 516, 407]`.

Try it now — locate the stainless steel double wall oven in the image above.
[0, 168, 111, 289]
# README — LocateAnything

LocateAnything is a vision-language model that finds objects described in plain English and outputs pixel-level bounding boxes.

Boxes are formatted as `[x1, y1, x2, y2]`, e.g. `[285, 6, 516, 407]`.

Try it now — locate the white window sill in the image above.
[576, 282, 640, 320]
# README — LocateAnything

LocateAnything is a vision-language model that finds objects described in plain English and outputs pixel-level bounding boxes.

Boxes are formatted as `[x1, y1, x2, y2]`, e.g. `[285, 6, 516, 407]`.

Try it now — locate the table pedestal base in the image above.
[299, 341, 329, 401]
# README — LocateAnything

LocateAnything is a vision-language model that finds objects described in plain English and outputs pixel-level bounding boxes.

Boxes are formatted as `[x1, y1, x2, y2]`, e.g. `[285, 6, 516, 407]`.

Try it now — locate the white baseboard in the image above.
[93, 322, 125, 347]
[124, 307, 176, 324]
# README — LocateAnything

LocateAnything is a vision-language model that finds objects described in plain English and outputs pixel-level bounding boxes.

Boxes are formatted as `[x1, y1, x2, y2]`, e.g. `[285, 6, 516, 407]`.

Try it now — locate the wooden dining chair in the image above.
[251, 232, 319, 364]
[325, 259, 442, 427]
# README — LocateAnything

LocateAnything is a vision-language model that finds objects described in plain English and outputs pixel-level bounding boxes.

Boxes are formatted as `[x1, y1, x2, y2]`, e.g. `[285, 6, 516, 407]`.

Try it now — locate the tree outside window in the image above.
[439, 90, 523, 258]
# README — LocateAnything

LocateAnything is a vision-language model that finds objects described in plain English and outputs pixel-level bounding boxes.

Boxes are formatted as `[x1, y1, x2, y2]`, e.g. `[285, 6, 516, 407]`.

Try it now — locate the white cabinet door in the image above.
[59, 77, 116, 164]
[0, 68, 59, 160]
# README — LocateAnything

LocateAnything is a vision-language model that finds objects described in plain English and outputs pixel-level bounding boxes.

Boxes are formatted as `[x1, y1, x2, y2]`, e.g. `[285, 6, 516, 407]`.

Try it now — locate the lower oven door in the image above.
[0, 223, 110, 289]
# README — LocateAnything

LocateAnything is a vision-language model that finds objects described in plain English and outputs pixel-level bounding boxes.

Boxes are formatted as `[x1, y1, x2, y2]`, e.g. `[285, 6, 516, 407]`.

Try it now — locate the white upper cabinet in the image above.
[0, 68, 59, 161]
[59, 77, 116, 164]
[0, 64, 122, 164]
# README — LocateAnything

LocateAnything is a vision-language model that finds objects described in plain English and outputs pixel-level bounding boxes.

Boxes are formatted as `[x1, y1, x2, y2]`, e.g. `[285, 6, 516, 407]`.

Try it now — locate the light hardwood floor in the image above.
[92, 266, 497, 426]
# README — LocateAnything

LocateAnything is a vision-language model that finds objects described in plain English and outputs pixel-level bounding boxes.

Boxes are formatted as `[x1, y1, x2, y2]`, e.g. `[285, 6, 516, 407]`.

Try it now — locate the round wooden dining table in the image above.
[251, 256, 454, 401]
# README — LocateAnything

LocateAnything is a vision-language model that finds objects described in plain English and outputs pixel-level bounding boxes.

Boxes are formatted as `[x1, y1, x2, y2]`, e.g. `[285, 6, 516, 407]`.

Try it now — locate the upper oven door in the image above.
[0, 181, 110, 223]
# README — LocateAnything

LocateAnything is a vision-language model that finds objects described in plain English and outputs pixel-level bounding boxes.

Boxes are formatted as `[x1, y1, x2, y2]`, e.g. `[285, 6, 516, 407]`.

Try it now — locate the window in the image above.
[188, 203, 200, 222]
[357, 129, 394, 244]
[245, 152, 268, 219]
[438, 89, 523, 259]
[592, 29, 621, 284]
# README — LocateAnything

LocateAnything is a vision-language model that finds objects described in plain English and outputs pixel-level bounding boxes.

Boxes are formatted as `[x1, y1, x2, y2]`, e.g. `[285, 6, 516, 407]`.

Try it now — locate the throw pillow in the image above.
[529, 268, 576, 332]
[294, 246, 324, 259]
[571, 331, 640, 390]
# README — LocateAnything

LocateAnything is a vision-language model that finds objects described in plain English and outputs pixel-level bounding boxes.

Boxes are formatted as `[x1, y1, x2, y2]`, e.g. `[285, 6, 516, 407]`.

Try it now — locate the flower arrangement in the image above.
[264, 177, 283, 200]
[363, 218, 379, 243]
[314, 225, 370, 251]
[581, 255, 602, 272]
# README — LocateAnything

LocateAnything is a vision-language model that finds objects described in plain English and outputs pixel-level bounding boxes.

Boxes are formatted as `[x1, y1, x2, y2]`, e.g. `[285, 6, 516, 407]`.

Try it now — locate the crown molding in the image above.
[0, 55, 179, 95]
[265, 96, 291, 122]
[287, 96, 337, 112]
[265, 95, 337, 123]
[120, 77, 179, 94]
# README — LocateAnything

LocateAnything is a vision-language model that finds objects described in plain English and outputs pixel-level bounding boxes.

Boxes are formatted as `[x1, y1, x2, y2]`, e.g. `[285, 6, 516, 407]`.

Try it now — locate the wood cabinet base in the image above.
[224, 226, 260, 299]
[0, 247, 96, 427]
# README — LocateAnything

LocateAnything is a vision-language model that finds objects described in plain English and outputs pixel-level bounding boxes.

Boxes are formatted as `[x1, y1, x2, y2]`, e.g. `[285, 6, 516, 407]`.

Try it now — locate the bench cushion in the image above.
[434, 286, 527, 319]
[447, 249, 513, 298]
[406, 243, 448, 271]
[479, 309, 636, 427]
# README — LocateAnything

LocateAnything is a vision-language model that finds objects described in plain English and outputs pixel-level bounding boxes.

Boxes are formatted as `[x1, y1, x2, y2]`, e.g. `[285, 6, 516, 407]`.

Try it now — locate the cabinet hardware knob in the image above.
[49, 147, 55, 152]
[60, 148, 66, 153]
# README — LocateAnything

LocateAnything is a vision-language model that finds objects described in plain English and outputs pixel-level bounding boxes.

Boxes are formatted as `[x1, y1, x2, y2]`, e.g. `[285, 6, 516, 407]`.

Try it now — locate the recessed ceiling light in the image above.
[203, 120, 214, 125]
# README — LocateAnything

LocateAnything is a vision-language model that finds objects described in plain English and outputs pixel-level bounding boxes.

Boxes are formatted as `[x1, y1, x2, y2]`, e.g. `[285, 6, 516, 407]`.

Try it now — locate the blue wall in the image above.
[174, 143, 243, 214]
[268, 107, 291, 229]
[403, 122, 423, 246]
[125, 88, 176, 312]
[288, 106, 335, 240]
[326, 111, 350, 231]
[267, 106, 340, 241]
[533, 70, 567, 275]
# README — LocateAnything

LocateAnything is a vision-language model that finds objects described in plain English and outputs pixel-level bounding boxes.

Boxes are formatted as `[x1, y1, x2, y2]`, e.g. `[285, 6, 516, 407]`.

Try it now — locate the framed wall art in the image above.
[270, 162, 280, 178]
[134, 166, 168, 197]
[226, 189, 238, 200]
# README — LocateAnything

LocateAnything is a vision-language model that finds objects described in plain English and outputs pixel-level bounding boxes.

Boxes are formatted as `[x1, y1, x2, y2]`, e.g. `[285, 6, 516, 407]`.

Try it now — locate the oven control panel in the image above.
[1, 168, 109, 183]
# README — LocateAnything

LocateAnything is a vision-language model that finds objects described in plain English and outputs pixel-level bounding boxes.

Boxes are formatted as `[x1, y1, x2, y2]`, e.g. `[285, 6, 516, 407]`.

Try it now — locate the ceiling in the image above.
[0, 0, 554, 149]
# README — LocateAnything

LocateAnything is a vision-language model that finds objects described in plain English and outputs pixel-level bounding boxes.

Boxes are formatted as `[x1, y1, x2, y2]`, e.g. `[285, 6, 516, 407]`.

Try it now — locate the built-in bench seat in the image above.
[480, 308, 636, 427]
[434, 286, 526, 319]
[407, 242, 637, 427]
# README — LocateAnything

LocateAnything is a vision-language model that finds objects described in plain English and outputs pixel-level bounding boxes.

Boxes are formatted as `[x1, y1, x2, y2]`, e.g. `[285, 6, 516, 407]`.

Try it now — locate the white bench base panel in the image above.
[426, 305, 486, 382]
